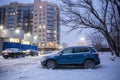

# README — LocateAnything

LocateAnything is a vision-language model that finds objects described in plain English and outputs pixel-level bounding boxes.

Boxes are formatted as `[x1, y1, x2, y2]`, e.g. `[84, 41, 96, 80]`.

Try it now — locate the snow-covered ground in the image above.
[0, 52, 120, 80]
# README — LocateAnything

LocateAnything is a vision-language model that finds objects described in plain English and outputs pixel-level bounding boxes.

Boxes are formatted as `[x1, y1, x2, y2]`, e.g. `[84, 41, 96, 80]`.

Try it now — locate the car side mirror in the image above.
[58, 52, 62, 56]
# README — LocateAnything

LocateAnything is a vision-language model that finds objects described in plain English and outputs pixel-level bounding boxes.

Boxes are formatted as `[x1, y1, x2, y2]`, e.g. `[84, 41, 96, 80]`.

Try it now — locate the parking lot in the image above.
[0, 52, 120, 80]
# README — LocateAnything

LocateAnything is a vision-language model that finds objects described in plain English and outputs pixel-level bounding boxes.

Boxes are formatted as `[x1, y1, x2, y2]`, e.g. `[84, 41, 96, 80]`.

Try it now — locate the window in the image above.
[74, 47, 89, 53]
[34, 26, 37, 28]
[34, 14, 37, 16]
[62, 48, 73, 54]
[47, 30, 50, 33]
[39, 26, 41, 28]
[39, 6, 42, 9]
[34, 30, 37, 32]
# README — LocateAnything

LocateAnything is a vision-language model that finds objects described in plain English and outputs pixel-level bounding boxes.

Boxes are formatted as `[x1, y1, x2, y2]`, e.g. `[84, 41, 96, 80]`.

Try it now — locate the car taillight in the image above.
[95, 52, 99, 57]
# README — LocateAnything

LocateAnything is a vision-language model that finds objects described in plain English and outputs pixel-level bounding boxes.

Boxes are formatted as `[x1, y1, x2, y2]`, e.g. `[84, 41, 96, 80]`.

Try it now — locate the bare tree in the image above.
[87, 32, 106, 51]
[62, 42, 68, 49]
[60, 0, 120, 56]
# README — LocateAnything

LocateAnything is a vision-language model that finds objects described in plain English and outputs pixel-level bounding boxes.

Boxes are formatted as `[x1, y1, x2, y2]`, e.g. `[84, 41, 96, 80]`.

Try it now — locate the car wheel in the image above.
[13, 55, 17, 58]
[18, 54, 21, 58]
[46, 60, 56, 69]
[22, 54, 25, 57]
[84, 60, 95, 69]
[3, 56, 8, 59]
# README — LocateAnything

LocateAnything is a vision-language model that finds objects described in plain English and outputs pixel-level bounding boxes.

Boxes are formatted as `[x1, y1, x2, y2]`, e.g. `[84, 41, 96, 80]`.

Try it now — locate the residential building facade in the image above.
[33, 0, 60, 51]
[0, 0, 60, 51]
[0, 2, 34, 33]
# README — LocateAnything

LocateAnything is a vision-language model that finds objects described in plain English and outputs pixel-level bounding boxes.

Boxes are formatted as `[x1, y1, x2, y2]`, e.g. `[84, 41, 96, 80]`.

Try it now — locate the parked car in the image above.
[2, 48, 25, 59]
[39, 51, 53, 55]
[41, 46, 100, 69]
[44, 51, 53, 54]
[24, 49, 38, 56]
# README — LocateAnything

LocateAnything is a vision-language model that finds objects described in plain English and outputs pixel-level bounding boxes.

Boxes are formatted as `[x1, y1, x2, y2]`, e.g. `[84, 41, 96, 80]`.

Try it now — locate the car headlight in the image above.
[41, 57, 46, 62]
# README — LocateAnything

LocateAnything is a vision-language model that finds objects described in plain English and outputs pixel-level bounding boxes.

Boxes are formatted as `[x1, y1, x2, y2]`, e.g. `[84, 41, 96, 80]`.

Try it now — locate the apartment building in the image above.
[33, 0, 60, 51]
[0, 2, 34, 33]
[0, 0, 60, 51]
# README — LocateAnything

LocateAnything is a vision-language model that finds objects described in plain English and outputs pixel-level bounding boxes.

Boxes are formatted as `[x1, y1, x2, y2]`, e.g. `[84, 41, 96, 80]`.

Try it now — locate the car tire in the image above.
[46, 60, 56, 69]
[22, 54, 25, 57]
[13, 55, 17, 58]
[84, 60, 95, 69]
[3, 56, 8, 59]
[18, 54, 21, 58]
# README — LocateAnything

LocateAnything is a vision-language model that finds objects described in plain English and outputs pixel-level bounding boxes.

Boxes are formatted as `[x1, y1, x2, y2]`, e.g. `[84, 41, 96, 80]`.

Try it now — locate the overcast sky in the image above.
[0, 0, 90, 46]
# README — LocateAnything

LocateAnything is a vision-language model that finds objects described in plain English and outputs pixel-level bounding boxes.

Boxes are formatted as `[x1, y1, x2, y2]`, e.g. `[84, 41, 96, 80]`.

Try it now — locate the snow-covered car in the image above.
[24, 49, 38, 56]
[2, 48, 25, 59]
[44, 51, 53, 54]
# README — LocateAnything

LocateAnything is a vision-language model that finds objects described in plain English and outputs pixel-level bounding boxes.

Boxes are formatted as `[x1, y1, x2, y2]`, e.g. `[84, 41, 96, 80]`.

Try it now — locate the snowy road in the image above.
[0, 53, 120, 80]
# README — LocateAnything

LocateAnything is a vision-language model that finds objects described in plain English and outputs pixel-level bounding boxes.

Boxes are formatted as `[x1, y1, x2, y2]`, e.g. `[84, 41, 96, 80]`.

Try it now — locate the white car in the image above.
[2, 48, 25, 59]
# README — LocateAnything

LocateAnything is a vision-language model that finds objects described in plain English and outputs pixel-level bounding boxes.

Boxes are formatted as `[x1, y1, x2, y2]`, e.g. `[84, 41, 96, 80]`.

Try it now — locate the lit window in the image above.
[54, 31, 56, 33]
[12, 12, 15, 15]
[31, 11, 33, 13]
[25, 23, 28, 26]
[10, 13, 12, 15]
[47, 30, 50, 33]
[10, 38, 20, 43]
[43, 26, 46, 28]
[22, 40, 30, 44]
[39, 26, 41, 28]
[39, 6, 42, 9]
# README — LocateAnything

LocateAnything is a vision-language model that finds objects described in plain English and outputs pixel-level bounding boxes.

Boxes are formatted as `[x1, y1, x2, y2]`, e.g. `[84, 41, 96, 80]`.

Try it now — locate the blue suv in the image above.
[41, 46, 100, 69]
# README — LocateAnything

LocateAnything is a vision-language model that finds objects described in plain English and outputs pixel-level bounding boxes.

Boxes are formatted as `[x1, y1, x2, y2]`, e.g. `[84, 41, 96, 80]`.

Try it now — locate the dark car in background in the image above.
[24, 49, 38, 56]
[2, 48, 25, 59]
[41, 46, 100, 69]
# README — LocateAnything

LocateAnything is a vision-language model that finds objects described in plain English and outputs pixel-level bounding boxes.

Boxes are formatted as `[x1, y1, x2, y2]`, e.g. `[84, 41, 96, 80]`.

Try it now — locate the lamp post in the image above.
[0, 25, 4, 54]
[26, 32, 32, 49]
[15, 28, 21, 49]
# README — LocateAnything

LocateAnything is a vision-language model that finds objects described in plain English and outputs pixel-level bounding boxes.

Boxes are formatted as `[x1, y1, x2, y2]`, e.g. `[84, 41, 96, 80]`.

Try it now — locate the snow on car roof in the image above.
[2, 48, 21, 53]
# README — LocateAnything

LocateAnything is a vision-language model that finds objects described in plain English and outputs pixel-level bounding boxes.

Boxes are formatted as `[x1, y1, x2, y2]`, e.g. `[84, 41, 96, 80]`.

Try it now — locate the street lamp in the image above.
[79, 37, 86, 46]
[15, 29, 20, 34]
[60, 45, 63, 49]
[0, 25, 3, 30]
[27, 32, 31, 36]
[34, 35, 37, 39]
[80, 37, 85, 41]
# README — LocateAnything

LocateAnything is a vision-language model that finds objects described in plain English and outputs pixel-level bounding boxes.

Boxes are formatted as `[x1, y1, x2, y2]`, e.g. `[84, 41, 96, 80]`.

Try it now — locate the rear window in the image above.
[90, 47, 97, 52]
[74, 47, 89, 53]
